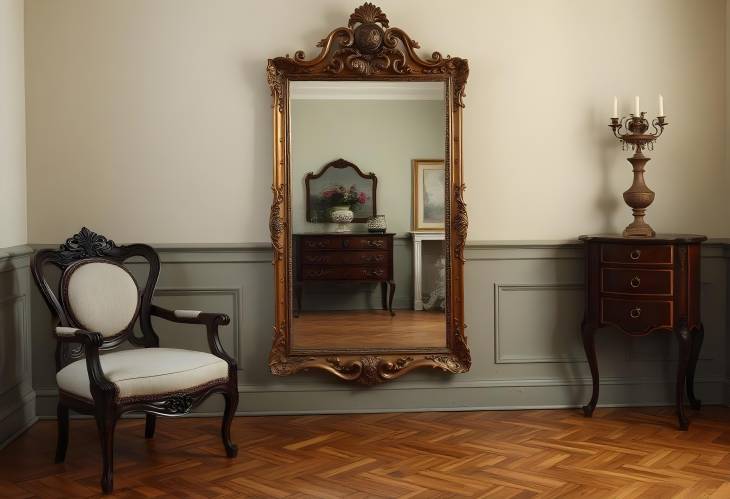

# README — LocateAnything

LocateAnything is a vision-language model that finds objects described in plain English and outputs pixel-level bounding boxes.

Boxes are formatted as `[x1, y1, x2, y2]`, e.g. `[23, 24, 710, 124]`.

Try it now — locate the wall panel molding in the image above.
[0, 246, 34, 449]
[0, 294, 27, 396]
[494, 283, 585, 364]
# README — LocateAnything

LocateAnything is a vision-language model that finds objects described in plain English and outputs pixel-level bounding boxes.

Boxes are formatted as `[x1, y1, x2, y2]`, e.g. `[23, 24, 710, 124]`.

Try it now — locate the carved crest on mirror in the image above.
[266, 2, 469, 107]
[267, 2, 470, 384]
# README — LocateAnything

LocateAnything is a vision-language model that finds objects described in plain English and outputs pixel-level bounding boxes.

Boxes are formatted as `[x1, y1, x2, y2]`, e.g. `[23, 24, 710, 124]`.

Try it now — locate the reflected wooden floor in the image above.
[4, 407, 730, 497]
[291, 310, 446, 349]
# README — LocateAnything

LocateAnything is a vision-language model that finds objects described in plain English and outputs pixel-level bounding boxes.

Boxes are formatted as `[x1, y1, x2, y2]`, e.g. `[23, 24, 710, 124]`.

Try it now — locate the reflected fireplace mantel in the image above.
[411, 231, 445, 311]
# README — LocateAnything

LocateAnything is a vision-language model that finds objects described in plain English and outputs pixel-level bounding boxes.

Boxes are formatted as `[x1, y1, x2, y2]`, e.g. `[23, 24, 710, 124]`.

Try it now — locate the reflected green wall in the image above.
[290, 99, 445, 235]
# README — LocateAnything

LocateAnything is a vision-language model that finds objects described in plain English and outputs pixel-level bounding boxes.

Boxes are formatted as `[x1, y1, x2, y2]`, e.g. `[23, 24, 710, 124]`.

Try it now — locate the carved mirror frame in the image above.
[305, 158, 378, 223]
[267, 2, 470, 384]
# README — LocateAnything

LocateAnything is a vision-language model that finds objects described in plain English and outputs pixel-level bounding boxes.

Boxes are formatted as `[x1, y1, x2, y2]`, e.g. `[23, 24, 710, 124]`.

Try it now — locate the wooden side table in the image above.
[293, 233, 395, 317]
[579, 234, 706, 430]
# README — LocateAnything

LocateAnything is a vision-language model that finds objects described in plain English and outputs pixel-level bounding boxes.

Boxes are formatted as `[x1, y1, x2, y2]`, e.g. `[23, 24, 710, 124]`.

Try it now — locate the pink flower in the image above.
[358, 192, 367, 204]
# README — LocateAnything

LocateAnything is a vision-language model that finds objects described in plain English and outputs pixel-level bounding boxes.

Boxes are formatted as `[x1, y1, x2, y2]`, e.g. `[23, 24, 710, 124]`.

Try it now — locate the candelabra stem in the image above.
[622, 148, 656, 237]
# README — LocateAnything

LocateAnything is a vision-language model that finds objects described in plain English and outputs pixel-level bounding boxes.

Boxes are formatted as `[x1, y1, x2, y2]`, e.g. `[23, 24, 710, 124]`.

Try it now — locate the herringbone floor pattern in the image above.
[2, 407, 730, 498]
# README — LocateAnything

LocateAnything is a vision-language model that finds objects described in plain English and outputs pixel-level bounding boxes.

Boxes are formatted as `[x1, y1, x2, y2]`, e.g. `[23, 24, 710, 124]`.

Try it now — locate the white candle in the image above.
[612, 96, 618, 118]
[658, 94, 664, 116]
[634, 96, 640, 116]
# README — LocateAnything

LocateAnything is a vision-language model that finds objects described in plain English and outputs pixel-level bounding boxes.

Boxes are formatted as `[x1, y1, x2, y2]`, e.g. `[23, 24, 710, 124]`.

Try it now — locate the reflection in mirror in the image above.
[289, 81, 447, 352]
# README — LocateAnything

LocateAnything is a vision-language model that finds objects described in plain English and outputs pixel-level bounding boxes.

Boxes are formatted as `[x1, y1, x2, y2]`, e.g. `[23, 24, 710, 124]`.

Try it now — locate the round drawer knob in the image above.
[630, 249, 641, 261]
[630, 276, 641, 288]
[629, 307, 641, 319]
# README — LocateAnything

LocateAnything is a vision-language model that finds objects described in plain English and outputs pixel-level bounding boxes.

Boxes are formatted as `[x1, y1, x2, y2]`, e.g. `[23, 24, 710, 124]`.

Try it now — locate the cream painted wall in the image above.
[0, 0, 27, 248]
[23, 0, 727, 244]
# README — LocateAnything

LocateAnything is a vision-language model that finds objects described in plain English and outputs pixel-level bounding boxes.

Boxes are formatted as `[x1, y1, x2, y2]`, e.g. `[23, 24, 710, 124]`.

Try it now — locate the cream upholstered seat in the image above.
[57, 348, 229, 401]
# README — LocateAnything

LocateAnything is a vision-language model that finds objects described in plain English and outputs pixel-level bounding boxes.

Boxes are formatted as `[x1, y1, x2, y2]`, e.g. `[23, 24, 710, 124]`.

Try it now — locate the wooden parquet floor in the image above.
[2, 407, 730, 498]
[292, 310, 446, 350]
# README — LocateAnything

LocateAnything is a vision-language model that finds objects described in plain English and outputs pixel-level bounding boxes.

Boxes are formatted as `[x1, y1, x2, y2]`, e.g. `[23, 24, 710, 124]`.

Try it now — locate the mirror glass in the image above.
[289, 80, 447, 351]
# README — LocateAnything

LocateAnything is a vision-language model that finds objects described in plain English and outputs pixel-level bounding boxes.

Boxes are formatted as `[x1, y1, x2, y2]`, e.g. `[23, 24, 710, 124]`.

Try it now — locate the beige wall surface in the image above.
[0, 0, 27, 248]
[24, 0, 727, 244]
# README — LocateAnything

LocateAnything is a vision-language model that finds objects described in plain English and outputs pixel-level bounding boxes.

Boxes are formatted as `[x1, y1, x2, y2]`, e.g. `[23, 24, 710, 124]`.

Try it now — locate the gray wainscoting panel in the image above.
[29, 242, 730, 419]
[0, 246, 36, 449]
[494, 283, 584, 364]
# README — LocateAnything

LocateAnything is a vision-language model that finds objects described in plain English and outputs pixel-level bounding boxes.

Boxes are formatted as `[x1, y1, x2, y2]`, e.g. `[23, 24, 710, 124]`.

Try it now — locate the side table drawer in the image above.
[302, 265, 389, 281]
[301, 251, 388, 265]
[601, 268, 673, 296]
[343, 237, 388, 250]
[601, 298, 672, 335]
[301, 237, 342, 250]
[601, 244, 673, 265]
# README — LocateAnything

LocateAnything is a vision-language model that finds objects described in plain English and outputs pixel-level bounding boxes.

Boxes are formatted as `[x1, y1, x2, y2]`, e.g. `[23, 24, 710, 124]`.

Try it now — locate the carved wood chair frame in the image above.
[305, 158, 378, 223]
[267, 3, 470, 385]
[31, 227, 239, 494]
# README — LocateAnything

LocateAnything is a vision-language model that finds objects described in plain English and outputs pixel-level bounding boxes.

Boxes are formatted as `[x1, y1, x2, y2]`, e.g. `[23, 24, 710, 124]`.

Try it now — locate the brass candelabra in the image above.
[609, 112, 668, 237]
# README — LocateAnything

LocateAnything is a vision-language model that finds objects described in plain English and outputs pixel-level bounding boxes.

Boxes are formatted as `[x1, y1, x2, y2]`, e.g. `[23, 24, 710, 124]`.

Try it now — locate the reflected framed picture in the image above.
[412, 159, 445, 231]
[305, 159, 377, 223]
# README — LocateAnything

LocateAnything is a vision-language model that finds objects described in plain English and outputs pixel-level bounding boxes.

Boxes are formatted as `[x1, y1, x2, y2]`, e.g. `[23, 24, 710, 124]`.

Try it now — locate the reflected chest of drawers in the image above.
[579, 234, 706, 430]
[293, 233, 395, 317]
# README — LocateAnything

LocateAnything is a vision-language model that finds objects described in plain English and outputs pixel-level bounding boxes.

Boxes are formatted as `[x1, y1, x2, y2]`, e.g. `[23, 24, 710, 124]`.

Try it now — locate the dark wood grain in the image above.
[295, 233, 395, 315]
[601, 268, 673, 295]
[580, 234, 707, 430]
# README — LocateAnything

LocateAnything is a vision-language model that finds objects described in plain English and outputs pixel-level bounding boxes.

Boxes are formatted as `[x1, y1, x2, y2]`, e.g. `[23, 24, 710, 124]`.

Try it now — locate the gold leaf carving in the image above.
[454, 184, 468, 262]
[269, 184, 286, 264]
[268, 3, 468, 108]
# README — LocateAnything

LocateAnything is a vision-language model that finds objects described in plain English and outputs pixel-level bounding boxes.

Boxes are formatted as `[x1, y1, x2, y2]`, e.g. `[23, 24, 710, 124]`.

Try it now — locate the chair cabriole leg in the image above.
[55, 403, 69, 463]
[144, 413, 156, 439]
[221, 386, 238, 458]
[95, 406, 117, 494]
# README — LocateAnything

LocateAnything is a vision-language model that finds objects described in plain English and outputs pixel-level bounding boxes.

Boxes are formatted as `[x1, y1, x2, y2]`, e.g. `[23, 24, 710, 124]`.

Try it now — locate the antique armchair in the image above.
[31, 228, 238, 494]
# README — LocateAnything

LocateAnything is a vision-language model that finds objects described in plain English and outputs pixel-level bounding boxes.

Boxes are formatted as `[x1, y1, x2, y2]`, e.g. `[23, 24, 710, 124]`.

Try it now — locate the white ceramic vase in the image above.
[330, 205, 354, 232]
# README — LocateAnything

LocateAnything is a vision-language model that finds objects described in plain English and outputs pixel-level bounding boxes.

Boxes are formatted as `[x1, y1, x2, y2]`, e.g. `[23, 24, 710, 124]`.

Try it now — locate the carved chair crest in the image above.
[32, 227, 161, 369]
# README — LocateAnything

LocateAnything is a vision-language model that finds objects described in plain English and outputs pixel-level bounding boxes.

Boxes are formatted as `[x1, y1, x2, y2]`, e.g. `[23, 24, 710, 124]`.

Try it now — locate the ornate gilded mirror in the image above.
[267, 3, 469, 384]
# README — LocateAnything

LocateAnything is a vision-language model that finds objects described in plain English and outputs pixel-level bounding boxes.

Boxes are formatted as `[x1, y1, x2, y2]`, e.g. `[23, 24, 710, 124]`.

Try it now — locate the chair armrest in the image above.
[149, 305, 236, 367]
[150, 305, 230, 326]
[54, 327, 115, 397]
[55, 326, 104, 347]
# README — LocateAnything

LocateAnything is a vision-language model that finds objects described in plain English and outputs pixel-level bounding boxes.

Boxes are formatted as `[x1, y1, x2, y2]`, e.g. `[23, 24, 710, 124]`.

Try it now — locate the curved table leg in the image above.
[581, 320, 599, 417]
[676, 321, 691, 431]
[687, 323, 704, 410]
[388, 281, 395, 316]
[294, 282, 302, 318]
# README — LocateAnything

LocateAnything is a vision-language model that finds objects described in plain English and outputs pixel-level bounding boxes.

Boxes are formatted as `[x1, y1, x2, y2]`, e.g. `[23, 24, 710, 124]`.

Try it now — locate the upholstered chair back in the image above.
[32, 227, 161, 371]
[61, 260, 141, 338]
